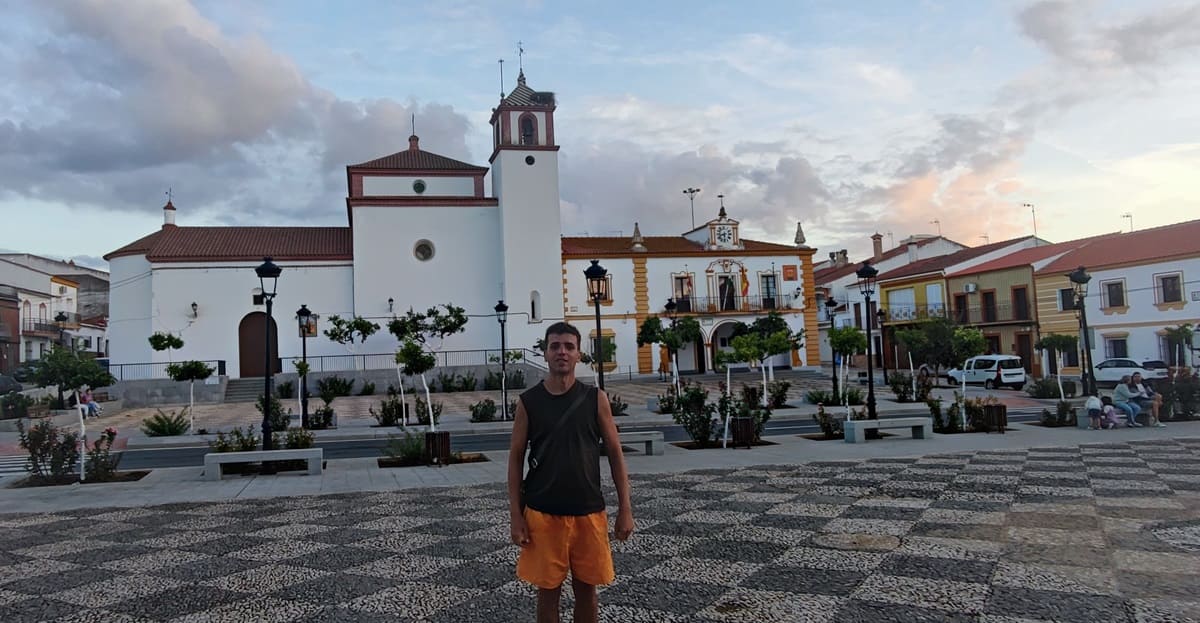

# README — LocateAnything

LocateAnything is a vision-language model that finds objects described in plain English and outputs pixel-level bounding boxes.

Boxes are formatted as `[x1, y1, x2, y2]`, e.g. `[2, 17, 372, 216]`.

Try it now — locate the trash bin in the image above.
[424, 431, 451, 466]
[731, 417, 754, 449]
[982, 404, 1007, 434]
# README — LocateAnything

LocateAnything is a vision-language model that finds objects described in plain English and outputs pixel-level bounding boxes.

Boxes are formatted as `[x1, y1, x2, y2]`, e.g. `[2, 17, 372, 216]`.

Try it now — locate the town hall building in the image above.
[105, 73, 819, 380]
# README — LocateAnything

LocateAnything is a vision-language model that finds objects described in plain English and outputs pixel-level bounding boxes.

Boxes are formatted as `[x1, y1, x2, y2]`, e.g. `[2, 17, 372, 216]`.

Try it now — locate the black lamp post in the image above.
[584, 260, 608, 390]
[54, 311, 68, 350]
[856, 262, 879, 420]
[664, 297, 677, 383]
[256, 257, 281, 451]
[1068, 266, 1097, 397]
[825, 296, 839, 398]
[877, 309, 889, 384]
[296, 304, 311, 429]
[494, 300, 509, 420]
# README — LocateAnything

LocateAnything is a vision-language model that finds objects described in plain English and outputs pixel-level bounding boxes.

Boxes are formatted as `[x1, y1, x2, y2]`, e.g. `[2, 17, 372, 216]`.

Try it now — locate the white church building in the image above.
[105, 73, 820, 381]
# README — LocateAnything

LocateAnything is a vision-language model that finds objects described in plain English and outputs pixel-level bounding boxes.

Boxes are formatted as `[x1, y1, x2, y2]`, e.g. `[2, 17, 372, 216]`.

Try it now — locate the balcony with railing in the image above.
[670, 294, 789, 314]
[881, 303, 1033, 325]
[21, 318, 64, 337]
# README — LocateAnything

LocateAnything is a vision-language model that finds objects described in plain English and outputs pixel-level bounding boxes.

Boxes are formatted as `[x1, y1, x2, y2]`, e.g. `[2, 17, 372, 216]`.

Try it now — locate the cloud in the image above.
[1018, 0, 1200, 69]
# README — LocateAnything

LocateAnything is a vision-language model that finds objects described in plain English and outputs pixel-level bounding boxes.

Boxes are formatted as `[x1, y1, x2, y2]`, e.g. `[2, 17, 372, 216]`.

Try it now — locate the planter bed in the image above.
[670, 440, 778, 450]
[8, 471, 150, 488]
[377, 452, 488, 468]
[217, 460, 328, 476]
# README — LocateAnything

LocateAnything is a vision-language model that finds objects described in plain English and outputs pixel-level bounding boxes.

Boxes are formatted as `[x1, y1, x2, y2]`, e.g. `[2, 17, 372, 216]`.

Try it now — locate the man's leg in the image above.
[537, 586, 562, 623]
[572, 577, 598, 623]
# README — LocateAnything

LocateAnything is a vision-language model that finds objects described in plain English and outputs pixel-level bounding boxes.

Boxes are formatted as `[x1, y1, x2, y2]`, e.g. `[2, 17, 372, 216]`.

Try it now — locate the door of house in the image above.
[1015, 333, 1033, 372]
[238, 312, 279, 378]
[718, 276, 736, 311]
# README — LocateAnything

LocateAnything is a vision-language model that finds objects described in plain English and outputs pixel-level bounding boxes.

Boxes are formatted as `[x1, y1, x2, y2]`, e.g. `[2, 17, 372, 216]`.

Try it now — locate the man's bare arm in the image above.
[507, 399, 530, 521]
[597, 389, 634, 539]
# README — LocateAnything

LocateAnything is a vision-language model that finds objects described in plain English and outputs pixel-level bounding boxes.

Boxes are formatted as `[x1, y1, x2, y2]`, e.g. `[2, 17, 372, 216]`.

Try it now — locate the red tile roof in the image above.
[561, 236, 797, 256]
[814, 237, 960, 284]
[349, 137, 488, 172]
[105, 227, 353, 262]
[1037, 219, 1200, 275]
[877, 236, 1036, 282]
[947, 232, 1121, 278]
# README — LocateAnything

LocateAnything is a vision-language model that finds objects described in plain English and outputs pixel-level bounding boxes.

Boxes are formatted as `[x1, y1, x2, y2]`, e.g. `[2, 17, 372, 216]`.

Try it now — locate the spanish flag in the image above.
[740, 266, 750, 297]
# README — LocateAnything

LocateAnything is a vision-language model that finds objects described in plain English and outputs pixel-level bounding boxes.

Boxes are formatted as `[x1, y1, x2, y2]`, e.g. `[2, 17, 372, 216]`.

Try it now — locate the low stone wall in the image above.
[275, 363, 547, 396]
[113, 377, 230, 408]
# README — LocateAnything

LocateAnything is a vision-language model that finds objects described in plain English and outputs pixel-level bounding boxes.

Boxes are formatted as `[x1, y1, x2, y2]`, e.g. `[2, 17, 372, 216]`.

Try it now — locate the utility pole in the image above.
[1023, 203, 1037, 245]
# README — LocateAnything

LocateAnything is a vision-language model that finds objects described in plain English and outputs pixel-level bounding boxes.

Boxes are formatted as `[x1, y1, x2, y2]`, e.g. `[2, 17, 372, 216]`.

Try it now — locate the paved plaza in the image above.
[1, 435, 1199, 622]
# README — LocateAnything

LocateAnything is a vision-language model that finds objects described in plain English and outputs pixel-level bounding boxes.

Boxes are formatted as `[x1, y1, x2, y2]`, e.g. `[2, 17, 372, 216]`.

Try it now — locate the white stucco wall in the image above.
[362, 175, 475, 197]
[1082, 257, 1200, 365]
[107, 255, 154, 367]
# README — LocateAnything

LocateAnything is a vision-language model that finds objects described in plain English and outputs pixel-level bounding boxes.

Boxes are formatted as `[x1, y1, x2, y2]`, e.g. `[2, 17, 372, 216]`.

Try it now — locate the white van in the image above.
[946, 355, 1027, 390]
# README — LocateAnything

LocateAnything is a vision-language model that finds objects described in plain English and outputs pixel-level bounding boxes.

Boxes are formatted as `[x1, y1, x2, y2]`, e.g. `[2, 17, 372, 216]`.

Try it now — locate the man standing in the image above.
[508, 321, 634, 623]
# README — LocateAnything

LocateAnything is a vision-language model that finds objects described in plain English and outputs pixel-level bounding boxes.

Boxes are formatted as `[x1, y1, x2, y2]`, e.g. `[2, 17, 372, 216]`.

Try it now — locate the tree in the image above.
[388, 304, 468, 432]
[637, 315, 702, 394]
[148, 332, 184, 363]
[745, 312, 795, 382]
[730, 320, 804, 407]
[34, 346, 116, 410]
[1163, 324, 1195, 369]
[1035, 333, 1079, 399]
[828, 326, 867, 403]
[324, 315, 381, 369]
[165, 360, 214, 431]
[951, 326, 987, 427]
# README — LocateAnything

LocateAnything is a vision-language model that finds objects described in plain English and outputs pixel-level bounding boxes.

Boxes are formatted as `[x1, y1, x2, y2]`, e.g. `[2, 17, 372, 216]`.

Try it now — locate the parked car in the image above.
[11, 362, 38, 383]
[1094, 358, 1168, 387]
[946, 355, 1027, 390]
[0, 374, 21, 395]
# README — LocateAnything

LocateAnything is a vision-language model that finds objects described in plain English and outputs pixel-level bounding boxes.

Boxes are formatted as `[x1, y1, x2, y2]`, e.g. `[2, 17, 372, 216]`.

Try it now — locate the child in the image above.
[1101, 396, 1120, 429]
[1085, 395, 1103, 430]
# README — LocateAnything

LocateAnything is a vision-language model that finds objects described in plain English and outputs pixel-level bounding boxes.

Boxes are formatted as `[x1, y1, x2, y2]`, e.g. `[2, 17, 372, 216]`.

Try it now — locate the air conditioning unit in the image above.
[964, 283, 978, 293]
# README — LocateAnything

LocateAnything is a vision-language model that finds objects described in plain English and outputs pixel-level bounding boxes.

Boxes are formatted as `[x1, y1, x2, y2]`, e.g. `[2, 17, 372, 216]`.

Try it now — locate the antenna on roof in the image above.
[1121, 212, 1133, 232]
[980, 234, 990, 244]
[929, 219, 941, 236]
[410, 114, 415, 136]
[1023, 203, 1037, 246]
[887, 231, 894, 247]
[498, 58, 505, 98]
[165, 187, 173, 203]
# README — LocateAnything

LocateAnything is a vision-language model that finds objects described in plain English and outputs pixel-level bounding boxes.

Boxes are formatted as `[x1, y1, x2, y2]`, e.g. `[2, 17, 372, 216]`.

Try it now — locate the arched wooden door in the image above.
[238, 312, 279, 378]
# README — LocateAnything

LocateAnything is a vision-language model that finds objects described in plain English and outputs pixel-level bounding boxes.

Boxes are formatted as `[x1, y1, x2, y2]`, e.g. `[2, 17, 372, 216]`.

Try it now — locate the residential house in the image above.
[815, 233, 967, 362]
[0, 259, 81, 363]
[0, 286, 18, 374]
[876, 236, 1044, 370]
[1035, 219, 1200, 376]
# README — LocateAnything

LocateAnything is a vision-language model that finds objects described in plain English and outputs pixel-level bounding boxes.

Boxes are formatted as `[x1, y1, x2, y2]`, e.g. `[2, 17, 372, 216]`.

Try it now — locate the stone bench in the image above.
[618, 431, 665, 456]
[844, 417, 932, 444]
[204, 448, 323, 481]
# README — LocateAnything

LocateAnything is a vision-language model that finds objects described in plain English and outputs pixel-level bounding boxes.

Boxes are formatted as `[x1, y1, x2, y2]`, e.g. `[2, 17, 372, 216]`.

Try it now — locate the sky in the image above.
[2, 0, 1199, 272]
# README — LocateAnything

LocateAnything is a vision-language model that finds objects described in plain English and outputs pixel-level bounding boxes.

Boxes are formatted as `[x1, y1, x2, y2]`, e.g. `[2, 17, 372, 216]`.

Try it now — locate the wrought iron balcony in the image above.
[669, 294, 789, 314]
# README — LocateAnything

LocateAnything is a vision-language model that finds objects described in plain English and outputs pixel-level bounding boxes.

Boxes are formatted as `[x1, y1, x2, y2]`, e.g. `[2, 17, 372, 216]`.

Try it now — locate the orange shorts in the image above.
[516, 507, 615, 589]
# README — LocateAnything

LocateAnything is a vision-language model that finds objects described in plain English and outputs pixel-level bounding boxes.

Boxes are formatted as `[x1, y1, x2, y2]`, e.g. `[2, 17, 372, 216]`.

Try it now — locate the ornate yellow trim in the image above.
[1155, 301, 1186, 312]
[801, 251, 820, 366]
[633, 258, 652, 374]
[1101, 305, 1130, 316]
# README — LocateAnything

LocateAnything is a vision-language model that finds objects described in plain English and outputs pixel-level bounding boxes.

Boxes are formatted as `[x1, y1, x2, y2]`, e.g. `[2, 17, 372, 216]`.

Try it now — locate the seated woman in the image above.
[1112, 375, 1142, 427]
[1130, 373, 1164, 427]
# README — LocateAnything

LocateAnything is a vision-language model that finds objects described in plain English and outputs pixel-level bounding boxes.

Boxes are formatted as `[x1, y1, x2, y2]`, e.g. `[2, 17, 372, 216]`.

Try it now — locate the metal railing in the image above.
[670, 294, 789, 314]
[279, 349, 548, 373]
[881, 303, 1033, 325]
[105, 359, 227, 381]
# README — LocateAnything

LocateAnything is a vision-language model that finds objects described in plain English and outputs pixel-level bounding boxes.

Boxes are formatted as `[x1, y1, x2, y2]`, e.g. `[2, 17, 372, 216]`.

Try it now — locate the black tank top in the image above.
[520, 380, 604, 516]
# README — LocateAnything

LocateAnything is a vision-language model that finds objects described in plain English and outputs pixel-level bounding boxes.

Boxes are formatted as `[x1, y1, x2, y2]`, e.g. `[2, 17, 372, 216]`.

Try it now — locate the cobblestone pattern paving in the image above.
[2, 438, 1199, 622]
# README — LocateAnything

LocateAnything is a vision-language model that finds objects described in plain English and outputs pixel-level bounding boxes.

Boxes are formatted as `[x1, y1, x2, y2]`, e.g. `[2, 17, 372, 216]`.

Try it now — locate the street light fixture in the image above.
[664, 297, 678, 386]
[296, 304, 312, 429]
[1068, 266, 1097, 397]
[584, 260, 608, 390]
[255, 257, 282, 452]
[54, 311, 69, 350]
[855, 262, 879, 421]
[494, 300, 509, 420]
[682, 187, 701, 229]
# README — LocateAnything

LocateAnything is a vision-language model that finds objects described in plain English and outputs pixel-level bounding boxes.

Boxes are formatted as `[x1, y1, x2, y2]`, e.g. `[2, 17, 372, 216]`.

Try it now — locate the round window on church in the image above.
[413, 239, 435, 262]
[525, 156, 535, 166]
[412, 179, 427, 194]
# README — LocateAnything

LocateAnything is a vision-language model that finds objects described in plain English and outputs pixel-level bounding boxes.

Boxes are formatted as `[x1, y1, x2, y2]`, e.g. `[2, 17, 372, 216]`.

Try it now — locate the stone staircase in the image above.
[224, 378, 267, 403]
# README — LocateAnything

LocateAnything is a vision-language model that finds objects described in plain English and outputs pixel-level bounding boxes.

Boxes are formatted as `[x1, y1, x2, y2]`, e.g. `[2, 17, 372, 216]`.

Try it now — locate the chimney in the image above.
[163, 200, 177, 228]
[408, 134, 420, 151]
[907, 241, 918, 262]
[836, 250, 849, 267]
[871, 233, 883, 262]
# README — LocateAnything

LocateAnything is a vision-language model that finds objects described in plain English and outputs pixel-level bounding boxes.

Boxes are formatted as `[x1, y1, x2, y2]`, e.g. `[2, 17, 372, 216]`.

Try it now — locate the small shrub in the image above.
[766, 380, 791, 409]
[383, 430, 425, 462]
[455, 371, 477, 392]
[283, 428, 315, 449]
[672, 383, 717, 446]
[927, 397, 959, 433]
[370, 396, 407, 427]
[208, 426, 259, 453]
[469, 399, 497, 423]
[890, 373, 914, 402]
[844, 387, 865, 406]
[275, 381, 295, 399]
[309, 403, 335, 429]
[812, 404, 843, 439]
[483, 370, 503, 391]
[415, 396, 442, 425]
[506, 369, 526, 389]
[962, 395, 1000, 430]
[435, 372, 455, 393]
[256, 395, 291, 432]
[316, 375, 354, 398]
[85, 427, 122, 482]
[1025, 377, 1059, 399]
[17, 419, 79, 479]
[805, 389, 836, 405]
[358, 381, 376, 396]
[140, 408, 191, 436]
[609, 393, 629, 416]
[655, 391, 676, 414]
[740, 384, 763, 408]
[1, 393, 35, 420]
